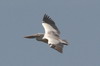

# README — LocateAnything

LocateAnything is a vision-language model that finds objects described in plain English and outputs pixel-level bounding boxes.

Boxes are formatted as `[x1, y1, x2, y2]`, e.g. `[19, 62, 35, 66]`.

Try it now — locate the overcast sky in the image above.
[0, 0, 100, 66]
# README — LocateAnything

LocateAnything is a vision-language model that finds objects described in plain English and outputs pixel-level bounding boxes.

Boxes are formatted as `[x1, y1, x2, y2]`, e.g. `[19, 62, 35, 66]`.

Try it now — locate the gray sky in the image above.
[0, 0, 100, 66]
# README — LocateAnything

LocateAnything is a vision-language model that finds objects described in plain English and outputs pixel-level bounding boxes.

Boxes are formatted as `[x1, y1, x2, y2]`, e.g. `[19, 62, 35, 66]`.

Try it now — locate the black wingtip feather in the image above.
[43, 14, 55, 25]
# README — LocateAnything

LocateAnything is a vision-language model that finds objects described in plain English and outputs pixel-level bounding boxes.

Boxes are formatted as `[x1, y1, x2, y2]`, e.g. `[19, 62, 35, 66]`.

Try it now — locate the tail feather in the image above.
[60, 39, 69, 45]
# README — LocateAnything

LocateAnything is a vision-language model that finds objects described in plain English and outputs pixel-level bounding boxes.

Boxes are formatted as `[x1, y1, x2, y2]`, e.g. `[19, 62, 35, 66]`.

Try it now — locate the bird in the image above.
[24, 14, 68, 53]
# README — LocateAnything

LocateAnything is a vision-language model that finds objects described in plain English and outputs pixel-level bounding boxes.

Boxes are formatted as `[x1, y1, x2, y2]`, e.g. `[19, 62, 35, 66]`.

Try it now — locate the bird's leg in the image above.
[49, 44, 55, 48]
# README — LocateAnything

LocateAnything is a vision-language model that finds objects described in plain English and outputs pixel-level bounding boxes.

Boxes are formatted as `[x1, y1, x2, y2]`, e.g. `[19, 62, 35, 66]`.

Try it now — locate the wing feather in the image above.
[54, 45, 63, 53]
[42, 14, 60, 35]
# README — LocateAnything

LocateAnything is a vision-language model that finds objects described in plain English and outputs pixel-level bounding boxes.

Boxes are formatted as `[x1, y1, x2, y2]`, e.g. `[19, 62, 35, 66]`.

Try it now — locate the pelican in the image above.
[24, 14, 68, 53]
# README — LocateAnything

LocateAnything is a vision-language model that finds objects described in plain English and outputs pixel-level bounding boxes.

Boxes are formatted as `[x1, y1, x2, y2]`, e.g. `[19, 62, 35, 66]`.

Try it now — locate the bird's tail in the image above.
[60, 39, 69, 45]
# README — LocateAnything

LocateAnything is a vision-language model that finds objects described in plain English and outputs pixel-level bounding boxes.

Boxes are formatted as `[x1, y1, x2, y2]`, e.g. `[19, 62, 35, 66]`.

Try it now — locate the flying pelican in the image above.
[24, 14, 68, 53]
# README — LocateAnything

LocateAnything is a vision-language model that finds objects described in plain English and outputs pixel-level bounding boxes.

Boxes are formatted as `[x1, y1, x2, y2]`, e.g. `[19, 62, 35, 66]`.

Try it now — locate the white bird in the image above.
[24, 14, 68, 53]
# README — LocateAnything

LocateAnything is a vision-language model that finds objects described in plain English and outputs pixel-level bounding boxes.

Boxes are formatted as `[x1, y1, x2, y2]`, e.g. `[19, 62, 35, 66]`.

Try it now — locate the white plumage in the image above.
[24, 14, 68, 53]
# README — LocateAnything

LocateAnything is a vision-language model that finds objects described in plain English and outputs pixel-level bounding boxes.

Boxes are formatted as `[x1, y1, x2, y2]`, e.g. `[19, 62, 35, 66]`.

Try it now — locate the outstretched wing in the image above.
[54, 44, 63, 53]
[42, 14, 60, 36]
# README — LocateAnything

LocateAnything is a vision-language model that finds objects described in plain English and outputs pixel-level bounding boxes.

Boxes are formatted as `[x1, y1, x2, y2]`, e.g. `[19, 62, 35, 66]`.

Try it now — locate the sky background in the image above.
[0, 0, 100, 66]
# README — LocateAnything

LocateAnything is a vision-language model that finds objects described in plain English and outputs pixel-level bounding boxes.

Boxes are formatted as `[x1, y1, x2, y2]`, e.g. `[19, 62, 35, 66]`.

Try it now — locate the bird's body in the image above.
[24, 14, 68, 53]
